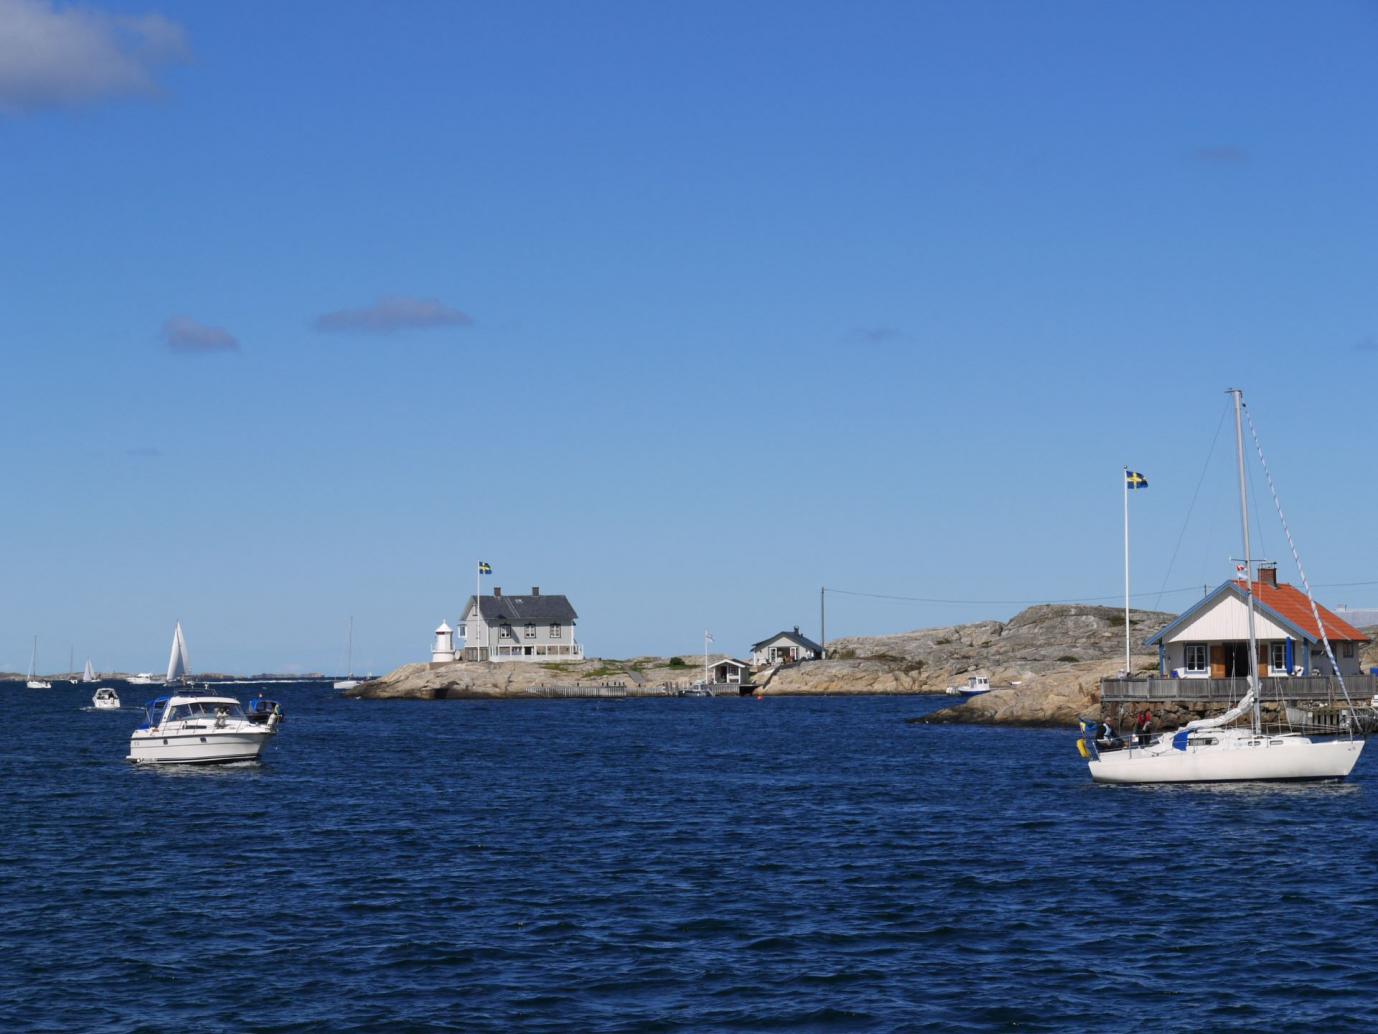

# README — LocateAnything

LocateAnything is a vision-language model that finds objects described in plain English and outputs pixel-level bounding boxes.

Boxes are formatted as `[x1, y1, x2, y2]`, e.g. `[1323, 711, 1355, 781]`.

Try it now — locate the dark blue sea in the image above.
[4, 681, 1377, 1033]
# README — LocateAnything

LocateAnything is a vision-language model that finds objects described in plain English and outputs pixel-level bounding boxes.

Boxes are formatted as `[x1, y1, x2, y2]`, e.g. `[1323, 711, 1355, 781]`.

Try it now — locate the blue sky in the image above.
[2, 0, 1377, 674]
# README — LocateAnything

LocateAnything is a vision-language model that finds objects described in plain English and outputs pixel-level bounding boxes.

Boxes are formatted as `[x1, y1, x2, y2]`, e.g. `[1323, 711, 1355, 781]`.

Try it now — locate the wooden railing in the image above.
[1101, 675, 1378, 704]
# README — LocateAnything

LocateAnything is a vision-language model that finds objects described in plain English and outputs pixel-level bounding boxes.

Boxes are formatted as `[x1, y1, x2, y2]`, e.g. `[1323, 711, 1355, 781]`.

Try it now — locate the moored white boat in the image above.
[333, 616, 361, 690]
[26, 636, 51, 689]
[127, 693, 278, 764]
[92, 686, 121, 710]
[127, 673, 162, 686]
[946, 675, 992, 695]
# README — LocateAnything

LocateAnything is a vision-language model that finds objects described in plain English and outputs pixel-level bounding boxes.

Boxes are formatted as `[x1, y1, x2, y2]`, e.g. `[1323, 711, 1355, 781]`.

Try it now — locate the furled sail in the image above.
[82, 660, 95, 683]
[166, 622, 189, 683]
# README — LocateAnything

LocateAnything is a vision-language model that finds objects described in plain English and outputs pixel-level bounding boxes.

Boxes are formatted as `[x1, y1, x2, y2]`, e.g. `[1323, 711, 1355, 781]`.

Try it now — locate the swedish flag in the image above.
[478, 561, 492, 574]
[1125, 471, 1148, 490]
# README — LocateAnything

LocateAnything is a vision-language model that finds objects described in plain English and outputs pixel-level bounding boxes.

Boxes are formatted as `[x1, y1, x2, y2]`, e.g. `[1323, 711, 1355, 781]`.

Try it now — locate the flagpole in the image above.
[1123, 466, 1130, 676]
[704, 630, 710, 688]
[475, 562, 482, 662]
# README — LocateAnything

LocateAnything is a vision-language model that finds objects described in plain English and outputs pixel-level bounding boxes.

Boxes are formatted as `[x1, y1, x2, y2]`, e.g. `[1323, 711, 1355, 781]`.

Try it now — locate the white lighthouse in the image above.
[431, 621, 456, 663]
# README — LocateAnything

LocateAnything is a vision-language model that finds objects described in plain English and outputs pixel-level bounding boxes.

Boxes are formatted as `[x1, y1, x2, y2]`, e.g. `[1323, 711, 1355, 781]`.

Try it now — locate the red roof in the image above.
[1234, 580, 1370, 643]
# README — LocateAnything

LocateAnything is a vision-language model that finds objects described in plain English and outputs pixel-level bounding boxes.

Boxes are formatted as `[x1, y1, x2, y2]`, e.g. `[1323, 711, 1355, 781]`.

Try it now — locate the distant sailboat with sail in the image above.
[27, 636, 52, 689]
[82, 659, 97, 683]
[333, 617, 361, 690]
[166, 621, 190, 686]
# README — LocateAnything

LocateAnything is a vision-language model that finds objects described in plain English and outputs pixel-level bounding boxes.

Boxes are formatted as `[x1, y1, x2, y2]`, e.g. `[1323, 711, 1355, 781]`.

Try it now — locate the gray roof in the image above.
[750, 630, 823, 653]
[464, 593, 577, 624]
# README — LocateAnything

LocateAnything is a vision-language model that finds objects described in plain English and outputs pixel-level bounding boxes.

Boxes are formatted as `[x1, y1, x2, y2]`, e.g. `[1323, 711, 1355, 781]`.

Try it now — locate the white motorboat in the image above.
[1079, 389, 1365, 784]
[92, 686, 121, 710]
[945, 675, 991, 695]
[333, 616, 361, 690]
[26, 635, 51, 689]
[127, 673, 163, 686]
[127, 692, 278, 764]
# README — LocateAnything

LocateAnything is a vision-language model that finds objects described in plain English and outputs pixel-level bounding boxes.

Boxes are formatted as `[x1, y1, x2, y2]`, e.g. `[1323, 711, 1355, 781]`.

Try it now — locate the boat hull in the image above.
[1089, 735, 1364, 784]
[127, 728, 273, 765]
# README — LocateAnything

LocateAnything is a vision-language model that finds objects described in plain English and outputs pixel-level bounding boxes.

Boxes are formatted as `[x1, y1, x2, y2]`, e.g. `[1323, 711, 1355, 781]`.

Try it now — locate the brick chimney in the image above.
[793, 625, 800, 635]
[493, 586, 502, 597]
[531, 586, 540, 596]
[1259, 565, 1278, 588]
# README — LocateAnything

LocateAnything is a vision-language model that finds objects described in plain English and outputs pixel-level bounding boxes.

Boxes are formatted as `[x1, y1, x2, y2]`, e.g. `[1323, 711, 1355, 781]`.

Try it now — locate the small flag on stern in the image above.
[1125, 470, 1148, 490]
[478, 561, 492, 574]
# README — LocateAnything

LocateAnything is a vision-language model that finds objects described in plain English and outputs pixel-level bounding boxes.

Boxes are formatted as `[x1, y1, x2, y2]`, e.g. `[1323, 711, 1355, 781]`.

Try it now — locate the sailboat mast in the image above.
[347, 616, 354, 677]
[1230, 388, 1263, 734]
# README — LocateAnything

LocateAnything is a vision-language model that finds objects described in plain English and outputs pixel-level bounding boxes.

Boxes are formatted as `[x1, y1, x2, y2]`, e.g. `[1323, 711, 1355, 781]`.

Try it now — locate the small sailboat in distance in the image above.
[82, 659, 97, 683]
[166, 621, 190, 686]
[333, 616, 361, 690]
[26, 636, 52, 689]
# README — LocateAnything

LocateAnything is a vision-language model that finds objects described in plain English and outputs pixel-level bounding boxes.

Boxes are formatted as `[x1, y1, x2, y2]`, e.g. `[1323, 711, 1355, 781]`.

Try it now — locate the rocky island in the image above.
[346, 603, 1176, 726]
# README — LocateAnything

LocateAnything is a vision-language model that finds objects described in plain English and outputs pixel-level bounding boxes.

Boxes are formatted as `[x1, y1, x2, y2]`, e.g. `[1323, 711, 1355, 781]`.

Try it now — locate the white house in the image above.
[1147, 567, 1369, 678]
[459, 586, 583, 662]
[750, 627, 824, 667]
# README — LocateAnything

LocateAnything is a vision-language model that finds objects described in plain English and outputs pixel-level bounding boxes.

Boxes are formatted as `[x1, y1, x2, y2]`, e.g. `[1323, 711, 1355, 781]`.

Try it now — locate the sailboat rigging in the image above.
[1080, 388, 1367, 783]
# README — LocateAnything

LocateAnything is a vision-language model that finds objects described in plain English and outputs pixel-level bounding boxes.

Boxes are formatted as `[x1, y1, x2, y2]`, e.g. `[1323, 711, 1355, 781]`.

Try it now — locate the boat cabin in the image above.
[1148, 568, 1370, 679]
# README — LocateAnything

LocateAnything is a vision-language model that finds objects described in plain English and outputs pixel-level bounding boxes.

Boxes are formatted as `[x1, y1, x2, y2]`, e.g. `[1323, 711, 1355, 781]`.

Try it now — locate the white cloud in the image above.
[162, 316, 238, 353]
[314, 296, 474, 335]
[0, 0, 188, 114]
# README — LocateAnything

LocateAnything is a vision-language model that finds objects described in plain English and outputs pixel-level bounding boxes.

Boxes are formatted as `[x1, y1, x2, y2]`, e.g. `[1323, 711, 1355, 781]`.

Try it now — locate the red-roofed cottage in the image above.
[1147, 565, 1370, 678]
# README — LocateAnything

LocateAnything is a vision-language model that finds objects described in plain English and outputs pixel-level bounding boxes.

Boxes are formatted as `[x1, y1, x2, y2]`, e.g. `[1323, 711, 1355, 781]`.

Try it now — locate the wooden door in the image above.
[1210, 645, 1227, 678]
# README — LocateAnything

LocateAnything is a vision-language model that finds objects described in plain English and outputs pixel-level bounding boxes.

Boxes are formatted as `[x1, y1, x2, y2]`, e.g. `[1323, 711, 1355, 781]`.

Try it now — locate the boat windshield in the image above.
[166, 701, 245, 722]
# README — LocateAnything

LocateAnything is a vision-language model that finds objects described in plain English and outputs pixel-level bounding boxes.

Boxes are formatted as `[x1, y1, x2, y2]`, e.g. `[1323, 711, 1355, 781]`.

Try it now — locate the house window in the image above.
[1184, 643, 1207, 673]
[1343, 642, 1355, 658]
[524, 623, 536, 639]
[1270, 642, 1287, 673]
[499, 624, 512, 640]
[550, 623, 562, 638]
[458, 624, 466, 638]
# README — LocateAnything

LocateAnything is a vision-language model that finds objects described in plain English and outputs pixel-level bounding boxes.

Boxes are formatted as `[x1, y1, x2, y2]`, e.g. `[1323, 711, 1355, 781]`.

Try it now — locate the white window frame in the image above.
[1184, 643, 1207, 674]
[550, 623, 562, 638]
[524, 623, 536, 639]
[1270, 641, 1287, 674]
[499, 624, 513, 640]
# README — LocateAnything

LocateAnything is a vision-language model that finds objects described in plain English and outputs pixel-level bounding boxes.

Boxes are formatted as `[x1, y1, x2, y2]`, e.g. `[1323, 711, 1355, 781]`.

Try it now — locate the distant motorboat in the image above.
[945, 675, 991, 696]
[127, 692, 279, 765]
[127, 673, 163, 686]
[92, 686, 121, 710]
[26, 635, 51, 689]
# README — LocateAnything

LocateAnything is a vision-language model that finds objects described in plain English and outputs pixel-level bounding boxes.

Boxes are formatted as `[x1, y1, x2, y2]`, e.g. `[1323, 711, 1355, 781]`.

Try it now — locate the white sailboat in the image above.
[333, 616, 361, 690]
[1081, 389, 1365, 784]
[82, 659, 97, 683]
[166, 621, 190, 685]
[26, 636, 52, 689]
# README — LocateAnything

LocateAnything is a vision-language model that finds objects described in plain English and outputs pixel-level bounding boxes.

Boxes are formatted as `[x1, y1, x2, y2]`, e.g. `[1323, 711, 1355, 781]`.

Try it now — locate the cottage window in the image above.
[1270, 642, 1287, 673]
[524, 623, 536, 639]
[1184, 643, 1207, 673]
[458, 624, 466, 638]
[550, 623, 562, 638]
[499, 624, 512, 640]
[1343, 642, 1355, 658]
